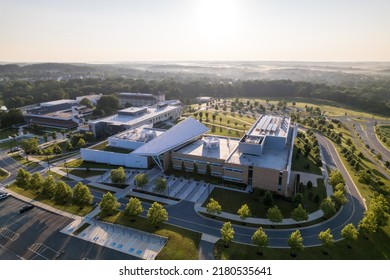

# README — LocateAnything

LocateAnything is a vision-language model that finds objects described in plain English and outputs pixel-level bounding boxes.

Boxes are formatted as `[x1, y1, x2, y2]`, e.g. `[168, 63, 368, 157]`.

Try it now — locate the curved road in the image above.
[135, 134, 365, 247]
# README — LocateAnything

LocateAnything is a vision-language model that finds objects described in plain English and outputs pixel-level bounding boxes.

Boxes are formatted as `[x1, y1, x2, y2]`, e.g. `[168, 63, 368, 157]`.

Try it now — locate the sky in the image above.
[0, 0, 389, 62]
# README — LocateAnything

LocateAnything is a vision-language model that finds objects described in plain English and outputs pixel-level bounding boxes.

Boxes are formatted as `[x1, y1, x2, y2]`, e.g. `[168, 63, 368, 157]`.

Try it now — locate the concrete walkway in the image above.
[198, 234, 219, 260]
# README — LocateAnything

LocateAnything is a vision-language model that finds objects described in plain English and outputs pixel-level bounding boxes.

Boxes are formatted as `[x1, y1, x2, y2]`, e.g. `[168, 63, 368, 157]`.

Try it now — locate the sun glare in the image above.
[192, 0, 242, 44]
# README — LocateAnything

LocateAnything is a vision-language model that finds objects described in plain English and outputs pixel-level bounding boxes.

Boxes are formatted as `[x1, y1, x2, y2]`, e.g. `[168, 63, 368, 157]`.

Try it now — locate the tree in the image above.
[220, 222, 235, 248]
[76, 138, 86, 148]
[291, 204, 309, 223]
[79, 97, 94, 108]
[66, 141, 73, 151]
[111, 167, 126, 185]
[292, 193, 304, 205]
[320, 197, 336, 218]
[318, 229, 334, 254]
[329, 170, 345, 187]
[252, 227, 268, 255]
[54, 181, 73, 204]
[306, 180, 313, 189]
[29, 172, 43, 190]
[154, 177, 167, 193]
[42, 175, 56, 198]
[370, 194, 390, 228]
[237, 204, 251, 224]
[99, 192, 120, 215]
[43, 133, 48, 142]
[334, 183, 345, 193]
[20, 138, 39, 154]
[124, 197, 144, 222]
[288, 230, 304, 257]
[73, 182, 93, 206]
[358, 170, 371, 184]
[135, 173, 148, 188]
[263, 191, 274, 206]
[331, 189, 348, 207]
[206, 198, 222, 217]
[341, 223, 359, 248]
[267, 205, 283, 224]
[52, 144, 62, 154]
[358, 212, 377, 239]
[147, 202, 168, 228]
[15, 168, 31, 189]
[95, 94, 119, 115]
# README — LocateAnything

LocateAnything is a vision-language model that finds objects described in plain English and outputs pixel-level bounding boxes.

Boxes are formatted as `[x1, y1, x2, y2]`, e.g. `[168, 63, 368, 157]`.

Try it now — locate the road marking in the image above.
[0, 227, 19, 241]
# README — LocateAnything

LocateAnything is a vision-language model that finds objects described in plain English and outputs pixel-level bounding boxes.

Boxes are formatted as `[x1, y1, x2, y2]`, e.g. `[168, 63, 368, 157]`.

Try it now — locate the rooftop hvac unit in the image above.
[203, 137, 220, 149]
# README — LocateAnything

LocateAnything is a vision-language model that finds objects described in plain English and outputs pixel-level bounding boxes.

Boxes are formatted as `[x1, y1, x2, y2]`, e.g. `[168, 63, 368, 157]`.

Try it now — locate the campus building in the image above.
[88, 101, 182, 137]
[23, 99, 93, 129]
[81, 114, 296, 196]
[117, 92, 165, 107]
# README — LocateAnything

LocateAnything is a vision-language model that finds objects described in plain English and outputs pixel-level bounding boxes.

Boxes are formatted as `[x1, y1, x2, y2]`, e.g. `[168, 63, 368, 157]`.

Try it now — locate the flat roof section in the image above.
[175, 137, 239, 160]
[109, 126, 165, 142]
[248, 115, 290, 138]
[132, 117, 209, 156]
[90, 105, 177, 126]
[40, 99, 76, 106]
[227, 146, 289, 170]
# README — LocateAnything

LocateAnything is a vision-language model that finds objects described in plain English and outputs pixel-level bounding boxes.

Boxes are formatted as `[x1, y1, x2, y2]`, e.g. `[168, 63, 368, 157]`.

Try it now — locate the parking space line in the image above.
[0, 227, 20, 241]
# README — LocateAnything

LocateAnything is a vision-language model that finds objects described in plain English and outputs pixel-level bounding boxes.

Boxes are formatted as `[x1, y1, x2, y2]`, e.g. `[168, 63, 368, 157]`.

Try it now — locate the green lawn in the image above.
[376, 125, 390, 150]
[203, 187, 323, 219]
[291, 133, 322, 175]
[62, 159, 117, 169]
[45, 170, 74, 181]
[99, 212, 200, 260]
[0, 128, 18, 140]
[65, 169, 106, 178]
[0, 168, 9, 181]
[7, 184, 92, 216]
[11, 154, 40, 169]
[215, 225, 390, 260]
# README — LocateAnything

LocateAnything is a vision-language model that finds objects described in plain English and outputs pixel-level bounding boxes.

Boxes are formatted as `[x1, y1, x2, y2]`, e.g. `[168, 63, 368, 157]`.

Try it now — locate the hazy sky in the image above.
[1, 0, 389, 62]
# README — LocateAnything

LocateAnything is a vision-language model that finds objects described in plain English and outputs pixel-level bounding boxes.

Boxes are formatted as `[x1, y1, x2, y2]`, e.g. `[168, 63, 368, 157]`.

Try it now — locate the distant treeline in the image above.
[0, 78, 389, 116]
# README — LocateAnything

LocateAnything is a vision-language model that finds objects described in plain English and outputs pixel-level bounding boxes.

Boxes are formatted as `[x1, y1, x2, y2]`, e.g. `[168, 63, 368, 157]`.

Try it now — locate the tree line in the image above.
[1, 77, 389, 116]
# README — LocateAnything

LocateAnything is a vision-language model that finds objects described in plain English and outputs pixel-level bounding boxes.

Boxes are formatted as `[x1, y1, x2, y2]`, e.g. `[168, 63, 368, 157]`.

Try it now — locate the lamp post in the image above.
[47, 155, 51, 171]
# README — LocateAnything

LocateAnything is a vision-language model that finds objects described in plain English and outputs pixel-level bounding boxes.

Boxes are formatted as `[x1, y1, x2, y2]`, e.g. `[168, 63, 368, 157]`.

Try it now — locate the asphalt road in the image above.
[0, 196, 138, 260]
[126, 133, 366, 248]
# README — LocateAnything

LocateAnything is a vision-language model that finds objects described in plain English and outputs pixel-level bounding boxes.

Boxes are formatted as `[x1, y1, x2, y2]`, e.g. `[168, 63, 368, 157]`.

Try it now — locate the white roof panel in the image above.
[131, 117, 209, 156]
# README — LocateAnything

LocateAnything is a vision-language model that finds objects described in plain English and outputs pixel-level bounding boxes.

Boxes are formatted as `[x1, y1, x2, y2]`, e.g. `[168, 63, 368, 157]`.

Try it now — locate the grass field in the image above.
[10, 154, 40, 169]
[376, 125, 390, 150]
[62, 159, 117, 169]
[99, 212, 200, 260]
[215, 225, 390, 259]
[0, 128, 18, 140]
[65, 169, 106, 178]
[291, 134, 322, 175]
[45, 170, 74, 181]
[7, 184, 92, 216]
[203, 186, 323, 219]
[0, 168, 9, 181]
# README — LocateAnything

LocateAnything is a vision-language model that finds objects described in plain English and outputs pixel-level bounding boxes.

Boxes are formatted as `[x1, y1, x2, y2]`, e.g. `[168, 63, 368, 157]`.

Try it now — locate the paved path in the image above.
[198, 234, 219, 260]
[61, 219, 167, 260]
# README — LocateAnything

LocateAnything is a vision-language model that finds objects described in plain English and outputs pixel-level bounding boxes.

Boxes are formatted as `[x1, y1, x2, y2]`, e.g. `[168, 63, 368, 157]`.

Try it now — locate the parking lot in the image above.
[0, 196, 139, 260]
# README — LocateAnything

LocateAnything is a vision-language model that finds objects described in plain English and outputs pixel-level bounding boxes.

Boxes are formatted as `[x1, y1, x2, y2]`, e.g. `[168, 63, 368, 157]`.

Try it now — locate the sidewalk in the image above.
[194, 203, 324, 226]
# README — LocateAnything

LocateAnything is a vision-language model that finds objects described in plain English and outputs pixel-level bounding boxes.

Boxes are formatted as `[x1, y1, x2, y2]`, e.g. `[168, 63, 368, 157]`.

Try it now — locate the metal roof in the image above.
[131, 117, 209, 156]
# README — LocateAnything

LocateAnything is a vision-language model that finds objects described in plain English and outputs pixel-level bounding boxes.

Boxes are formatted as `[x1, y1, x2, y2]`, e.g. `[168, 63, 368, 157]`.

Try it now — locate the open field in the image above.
[66, 169, 106, 178]
[61, 159, 117, 169]
[10, 154, 40, 169]
[99, 212, 200, 260]
[0, 128, 18, 140]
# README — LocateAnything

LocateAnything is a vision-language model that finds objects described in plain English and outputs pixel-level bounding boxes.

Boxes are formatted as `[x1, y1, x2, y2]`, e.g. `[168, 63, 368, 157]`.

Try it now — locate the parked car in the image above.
[0, 193, 10, 201]
[18, 204, 34, 213]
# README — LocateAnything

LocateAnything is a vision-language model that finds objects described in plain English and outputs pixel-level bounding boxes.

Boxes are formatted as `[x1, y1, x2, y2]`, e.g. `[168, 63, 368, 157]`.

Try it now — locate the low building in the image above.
[117, 92, 165, 107]
[88, 102, 181, 137]
[23, 99, 87, 129]
[75, 94, 102, 105]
